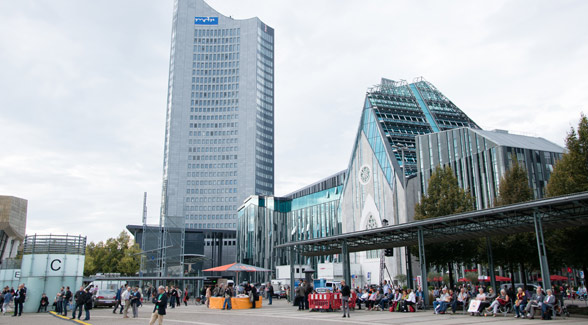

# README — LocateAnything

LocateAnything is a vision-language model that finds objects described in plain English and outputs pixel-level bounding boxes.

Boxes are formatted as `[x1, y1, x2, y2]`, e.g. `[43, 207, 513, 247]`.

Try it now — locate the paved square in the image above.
[3, 300, 587, 325]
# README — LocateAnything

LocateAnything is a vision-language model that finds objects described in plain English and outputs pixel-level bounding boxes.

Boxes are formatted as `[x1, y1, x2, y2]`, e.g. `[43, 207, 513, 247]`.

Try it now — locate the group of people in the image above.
[49, 285, 94, 320]
[354, 281, 420, 312]
[430, 284, 559, 320]
[203, 282, 260, 310]
[294, 280, 313, 310]
[112, 284, 143, 318]
[0, 284, 27, 316]
[513, 286, 557, 320]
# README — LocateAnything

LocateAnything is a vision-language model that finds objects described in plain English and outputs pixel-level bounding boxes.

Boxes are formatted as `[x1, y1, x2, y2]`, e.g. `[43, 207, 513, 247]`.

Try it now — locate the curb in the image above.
[49, 311, 92, 325]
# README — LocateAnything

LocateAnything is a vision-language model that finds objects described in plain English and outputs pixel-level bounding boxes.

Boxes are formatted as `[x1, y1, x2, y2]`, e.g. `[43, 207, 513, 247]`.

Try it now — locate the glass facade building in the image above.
[416, 128, 564, 209]
[160, 0, 275, 232]
[238, 77, 481, 286]
[237, 172, 345, 283]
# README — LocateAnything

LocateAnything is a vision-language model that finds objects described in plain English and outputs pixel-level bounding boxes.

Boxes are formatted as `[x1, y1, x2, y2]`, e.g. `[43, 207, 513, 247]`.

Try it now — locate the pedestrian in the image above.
[63, 286, 72, 316]
[250, 284, 258, 309]
[222, 283, 233, 310]
[37, 293, 49, 313]
[296, 282, 305, 310]
[149, 286, 167, 325]
[131, 286, 142, 318]
[55, 289, 63, 314]
[205, 286, 211, 308]
[71, 286, 85, 320]
[2, 289, 12, 316]
[113, 285, 125, 314]
[267, 282, 273, 305]
[122, 286, 131, 318]
[341, 280, 351, 318]
[175, 286, 181, 307]
[183, 286, 189, 306]
[170, 286, 178, 308]
[12, 284, 26, 317]
[82, 288, 92, 321]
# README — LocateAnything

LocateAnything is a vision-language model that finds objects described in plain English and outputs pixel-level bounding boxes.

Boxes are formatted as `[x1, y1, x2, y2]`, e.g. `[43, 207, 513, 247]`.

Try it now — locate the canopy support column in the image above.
[486, 236, 496, 291]
[342, 240, 351, 286]
[417, 227, 428, 308]
[406, 246, 413, 289]
[534, 212, 551, 290]
[290, 248, 295, 306]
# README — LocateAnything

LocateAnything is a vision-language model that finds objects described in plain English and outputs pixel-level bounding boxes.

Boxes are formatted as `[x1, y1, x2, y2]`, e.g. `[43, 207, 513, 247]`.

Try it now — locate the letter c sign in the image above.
[51, 259, 62, 271]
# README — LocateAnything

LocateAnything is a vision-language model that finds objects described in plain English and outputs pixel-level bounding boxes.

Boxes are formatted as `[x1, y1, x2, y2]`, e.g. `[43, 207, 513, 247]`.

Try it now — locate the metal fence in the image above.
[23, 234, 87, 255]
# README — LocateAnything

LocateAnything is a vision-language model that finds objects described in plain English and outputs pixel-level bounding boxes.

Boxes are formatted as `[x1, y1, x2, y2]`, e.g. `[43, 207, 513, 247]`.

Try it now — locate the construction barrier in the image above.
[331, 293, 342, 310]
[348, 292, 357, 309]
[308, 293, 330, 311]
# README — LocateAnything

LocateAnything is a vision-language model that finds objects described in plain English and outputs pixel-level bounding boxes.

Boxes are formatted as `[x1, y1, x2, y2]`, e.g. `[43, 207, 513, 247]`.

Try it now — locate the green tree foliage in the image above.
[84, 231, 141, 276]
[414, 166, 477, 288]
[495, 157, 534, 206]
[544, 114, 588, 278]
[415, 166, 474, 219]
[546, 114, 588, 196]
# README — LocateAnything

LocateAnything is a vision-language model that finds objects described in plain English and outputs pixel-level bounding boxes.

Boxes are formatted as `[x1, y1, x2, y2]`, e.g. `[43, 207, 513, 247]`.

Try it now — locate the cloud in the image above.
[0, 0, 586, 241]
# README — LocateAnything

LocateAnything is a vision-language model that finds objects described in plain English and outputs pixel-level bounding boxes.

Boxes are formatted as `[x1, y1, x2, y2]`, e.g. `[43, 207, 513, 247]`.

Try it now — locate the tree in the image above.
[545, 114, 588, 282]
[84, 231, 141, 276]
[415, 166, 477, 289]
[491, 156, 536, 289]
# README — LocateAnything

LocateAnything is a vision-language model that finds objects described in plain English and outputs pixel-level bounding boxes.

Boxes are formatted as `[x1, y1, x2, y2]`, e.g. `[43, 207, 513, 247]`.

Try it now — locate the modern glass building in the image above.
[416, 128, 565, 209]
[160, 0, 275, 233]
[237, 172, 345, 283]
[238, 78, 481, 286]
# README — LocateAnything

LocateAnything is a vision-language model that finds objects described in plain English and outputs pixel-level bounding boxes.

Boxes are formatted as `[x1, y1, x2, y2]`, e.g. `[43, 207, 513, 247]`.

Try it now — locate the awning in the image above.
[203, 262, 271, 272]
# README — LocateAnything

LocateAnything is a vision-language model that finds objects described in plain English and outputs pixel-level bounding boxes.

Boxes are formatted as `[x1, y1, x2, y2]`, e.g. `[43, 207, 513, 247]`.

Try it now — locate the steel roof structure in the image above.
[276, 191, 588, 307]
[275, 191, 588, 255]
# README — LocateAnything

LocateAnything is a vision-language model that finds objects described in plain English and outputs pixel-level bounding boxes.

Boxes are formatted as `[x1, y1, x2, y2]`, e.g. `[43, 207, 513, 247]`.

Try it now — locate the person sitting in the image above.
[402, 288, 416, 312]
[378, 289, 390, 310]
[486, 289, 509, 317]
[478, 287, 496, 314]
[452, 287, 469, 314]
[433, 288, 450, 314]
[541, 289, 556, 320]
[514, 287, 527, 318]
[366, 289, 378, 310]
[37, 293, 49, 313]
[391, 289, 402, 311]
[470, 287, 487, 316]
[525, 287, 545, 319]
[357, 289, 369, 310]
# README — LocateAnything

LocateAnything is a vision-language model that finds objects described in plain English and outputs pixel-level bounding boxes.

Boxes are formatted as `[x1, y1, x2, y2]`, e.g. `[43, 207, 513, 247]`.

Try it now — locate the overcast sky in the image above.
[0, 0, 586, 243]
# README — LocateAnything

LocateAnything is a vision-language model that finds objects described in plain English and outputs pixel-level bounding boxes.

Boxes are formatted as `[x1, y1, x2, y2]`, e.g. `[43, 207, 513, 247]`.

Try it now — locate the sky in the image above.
[0, 0, 586, 243]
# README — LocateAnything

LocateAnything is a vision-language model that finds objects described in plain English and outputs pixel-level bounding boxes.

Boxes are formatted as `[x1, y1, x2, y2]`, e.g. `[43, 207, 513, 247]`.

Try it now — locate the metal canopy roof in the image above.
[275, 192, 588, 257]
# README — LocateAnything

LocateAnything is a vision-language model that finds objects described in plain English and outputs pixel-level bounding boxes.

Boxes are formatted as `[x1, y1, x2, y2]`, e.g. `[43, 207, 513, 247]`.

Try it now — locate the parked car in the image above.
[93, 289, 117, 308]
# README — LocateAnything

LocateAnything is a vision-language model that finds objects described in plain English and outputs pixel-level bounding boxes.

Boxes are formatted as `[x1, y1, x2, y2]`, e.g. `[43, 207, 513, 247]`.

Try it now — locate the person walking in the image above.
[122, 286, 131, 318]
[183, 286, 189, 306]
[63, 286, 72, 316]
[2, 289, 12, 316]
[12, 284, 26, 317]
[267, 283, 273, 305]
[150, 286, 167, 325]
[205, 286, 211, 308]
[71, 286, 85, 320]
[341, 280, 351, 318]
[113, 285, 125, 314]
[37, 293, 49, 313]
[175, 286, 181, 307]
[131, 287, 142, 318]
[170, 286, 178, 309]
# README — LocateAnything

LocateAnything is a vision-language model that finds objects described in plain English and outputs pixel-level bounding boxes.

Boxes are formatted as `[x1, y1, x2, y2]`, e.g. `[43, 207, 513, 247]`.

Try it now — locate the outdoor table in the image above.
[208, 296, 262, 309]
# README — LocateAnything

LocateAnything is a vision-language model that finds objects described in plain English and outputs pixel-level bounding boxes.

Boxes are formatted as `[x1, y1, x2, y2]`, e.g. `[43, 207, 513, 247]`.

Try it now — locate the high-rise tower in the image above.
[161, 0, 274, 231]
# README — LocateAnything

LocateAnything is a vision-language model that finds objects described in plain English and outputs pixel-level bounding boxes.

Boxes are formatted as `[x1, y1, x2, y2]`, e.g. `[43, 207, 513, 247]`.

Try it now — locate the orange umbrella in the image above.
[203, 262, 271, 272]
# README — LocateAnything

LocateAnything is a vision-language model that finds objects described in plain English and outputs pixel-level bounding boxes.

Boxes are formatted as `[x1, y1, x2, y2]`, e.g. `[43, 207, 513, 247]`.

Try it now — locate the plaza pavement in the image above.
[3, 299, 587, 325]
